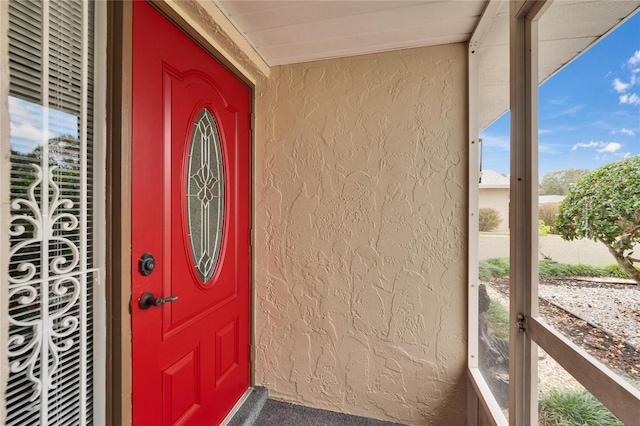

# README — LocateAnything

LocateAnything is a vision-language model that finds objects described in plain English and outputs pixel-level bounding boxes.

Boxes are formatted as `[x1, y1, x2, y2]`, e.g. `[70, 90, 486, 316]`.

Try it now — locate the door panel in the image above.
[132, 2, 251, 425]
[162, 347, 201, 424]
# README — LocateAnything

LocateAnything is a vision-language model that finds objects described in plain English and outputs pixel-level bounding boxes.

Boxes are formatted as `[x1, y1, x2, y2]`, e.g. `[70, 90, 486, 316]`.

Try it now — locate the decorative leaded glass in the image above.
[187, 109, 224, 283]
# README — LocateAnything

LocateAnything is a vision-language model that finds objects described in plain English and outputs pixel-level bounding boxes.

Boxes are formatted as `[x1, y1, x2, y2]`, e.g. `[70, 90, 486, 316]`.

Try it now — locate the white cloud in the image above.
[479, 133, 510, 151]
[8, 96, 79, 154]
[609, 53, 640, 102]
[556, 105, 584, 116]
[548, 97, 569, 105]
[572, 141, 625, 154]
[572, 141, 599, 151]
[539, 144, 562, 154]
[622, 152, 632, 158]
[597, 142, 621, 153]
[620, 93, 640, 105]
[612, 128, 636, 137]
[613, 78, 631, 93]
[10, 121, 50, 142]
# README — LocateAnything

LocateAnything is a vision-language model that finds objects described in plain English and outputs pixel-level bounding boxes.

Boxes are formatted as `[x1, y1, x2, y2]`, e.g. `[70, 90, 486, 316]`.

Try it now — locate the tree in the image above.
[10, 135, 80, 198]
[539, 168, 590, 195]
[555, 156, 640, 284]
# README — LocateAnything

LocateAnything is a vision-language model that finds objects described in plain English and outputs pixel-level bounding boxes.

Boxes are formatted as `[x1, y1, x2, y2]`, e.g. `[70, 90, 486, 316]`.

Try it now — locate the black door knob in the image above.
[139, 253, 156, 276]
[139, 292, 179, 310]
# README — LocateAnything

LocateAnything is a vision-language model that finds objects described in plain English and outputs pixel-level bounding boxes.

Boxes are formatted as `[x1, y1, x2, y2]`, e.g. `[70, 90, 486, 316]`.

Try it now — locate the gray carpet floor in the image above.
[254, 400, 406, 426]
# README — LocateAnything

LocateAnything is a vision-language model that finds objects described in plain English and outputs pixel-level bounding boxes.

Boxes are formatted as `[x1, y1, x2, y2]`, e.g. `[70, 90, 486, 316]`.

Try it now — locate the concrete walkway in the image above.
[479, 234, 639, 266]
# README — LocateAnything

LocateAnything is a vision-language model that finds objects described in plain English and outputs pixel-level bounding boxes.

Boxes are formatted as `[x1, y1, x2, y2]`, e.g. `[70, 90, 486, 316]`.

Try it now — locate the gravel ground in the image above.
[484, 278, 640, 395]
[540, 280, 640, 348]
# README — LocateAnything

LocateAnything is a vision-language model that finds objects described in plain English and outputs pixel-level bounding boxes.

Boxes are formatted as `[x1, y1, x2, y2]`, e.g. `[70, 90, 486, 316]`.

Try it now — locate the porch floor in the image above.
[254, 399, 405, 426]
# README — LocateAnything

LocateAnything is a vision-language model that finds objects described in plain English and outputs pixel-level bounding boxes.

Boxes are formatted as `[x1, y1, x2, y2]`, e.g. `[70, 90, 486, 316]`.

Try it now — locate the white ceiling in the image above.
[214, 0, 640, 129]
[216, 0, 487, 65]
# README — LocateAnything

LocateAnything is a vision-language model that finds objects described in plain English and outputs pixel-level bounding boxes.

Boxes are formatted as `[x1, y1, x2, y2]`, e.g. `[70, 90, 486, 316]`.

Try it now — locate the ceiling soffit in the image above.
[213, 1, 640, 128]
[216, 1, 487, 65]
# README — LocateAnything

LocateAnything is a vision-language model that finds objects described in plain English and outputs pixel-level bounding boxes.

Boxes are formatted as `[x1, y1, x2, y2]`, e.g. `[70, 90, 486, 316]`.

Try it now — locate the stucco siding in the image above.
[254, 44, 468, 424]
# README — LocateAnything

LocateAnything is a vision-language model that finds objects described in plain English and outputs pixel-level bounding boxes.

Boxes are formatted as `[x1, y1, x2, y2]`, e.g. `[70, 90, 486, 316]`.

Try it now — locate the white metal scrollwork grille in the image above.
[6, 1, 97, 425]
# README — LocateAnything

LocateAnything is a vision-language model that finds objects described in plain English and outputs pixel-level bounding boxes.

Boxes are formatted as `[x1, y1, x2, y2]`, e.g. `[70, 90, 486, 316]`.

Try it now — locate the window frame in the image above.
[2, 1, 108, 424]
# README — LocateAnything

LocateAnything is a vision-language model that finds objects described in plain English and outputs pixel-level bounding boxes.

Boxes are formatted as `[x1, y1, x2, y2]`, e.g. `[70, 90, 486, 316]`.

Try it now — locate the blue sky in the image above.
[480, 11, 640, 178]
[10, 96, 78, 154]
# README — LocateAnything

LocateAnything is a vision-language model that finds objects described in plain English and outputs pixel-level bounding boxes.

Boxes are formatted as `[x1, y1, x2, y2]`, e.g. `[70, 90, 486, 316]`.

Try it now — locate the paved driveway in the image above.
[479, 234, 639, 266]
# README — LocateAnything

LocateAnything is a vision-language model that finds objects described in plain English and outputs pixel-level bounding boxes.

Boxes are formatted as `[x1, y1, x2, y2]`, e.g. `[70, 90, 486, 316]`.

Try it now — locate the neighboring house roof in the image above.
[479, 169, 509, 188]
[539, 195, 566, 205]
[480, 176, 567, 206]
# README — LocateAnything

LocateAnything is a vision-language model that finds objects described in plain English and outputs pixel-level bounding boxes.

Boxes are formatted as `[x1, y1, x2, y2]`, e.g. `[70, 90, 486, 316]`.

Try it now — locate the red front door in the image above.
[131, 2, 251, 425]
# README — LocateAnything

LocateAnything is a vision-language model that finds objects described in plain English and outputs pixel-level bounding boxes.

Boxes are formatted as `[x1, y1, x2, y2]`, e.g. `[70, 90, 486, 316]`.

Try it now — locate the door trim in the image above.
[106, 2, 133, 425]
[149, 0, 268, 84]
[107, 1, 256, 424]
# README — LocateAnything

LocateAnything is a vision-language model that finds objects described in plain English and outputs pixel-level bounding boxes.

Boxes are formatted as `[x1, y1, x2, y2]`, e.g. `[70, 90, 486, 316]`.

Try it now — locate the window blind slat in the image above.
[8, 1, 41, 104]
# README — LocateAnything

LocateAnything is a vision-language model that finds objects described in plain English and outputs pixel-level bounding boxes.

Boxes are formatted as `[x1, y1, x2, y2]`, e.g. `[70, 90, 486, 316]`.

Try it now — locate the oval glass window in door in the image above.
[187, 108, 224, 283]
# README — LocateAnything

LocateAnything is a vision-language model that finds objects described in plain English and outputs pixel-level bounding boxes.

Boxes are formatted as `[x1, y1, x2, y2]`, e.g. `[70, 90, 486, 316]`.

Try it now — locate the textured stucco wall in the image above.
[254, 43, 468, 424]
[479, 188, 509, 232]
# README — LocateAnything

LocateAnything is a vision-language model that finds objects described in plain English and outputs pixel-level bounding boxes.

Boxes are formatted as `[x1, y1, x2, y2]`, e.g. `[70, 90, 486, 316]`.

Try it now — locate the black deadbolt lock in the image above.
[139, 253, 156, 276]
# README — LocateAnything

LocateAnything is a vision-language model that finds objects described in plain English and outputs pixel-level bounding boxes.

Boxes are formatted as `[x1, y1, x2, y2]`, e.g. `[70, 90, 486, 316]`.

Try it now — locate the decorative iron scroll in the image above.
[8, 164, 86, 402]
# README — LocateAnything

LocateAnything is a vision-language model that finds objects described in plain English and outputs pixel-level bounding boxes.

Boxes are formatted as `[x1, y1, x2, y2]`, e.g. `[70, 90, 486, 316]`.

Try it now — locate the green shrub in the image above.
[539, 390, 623, 426]
[603, 264, 637, 279]
[486, 299, 509, 339]
[539, 262, 603, 279]
[538, 262, 638, 279]
[478, 258, 510, 280]
[539, 219, 551, 236]
[486, 257, 510, 271]
[479, 258, 637, 280]
[479, 208, 502, 232]
[479, 262, 496, 281]
[539, 203, 560, 233]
